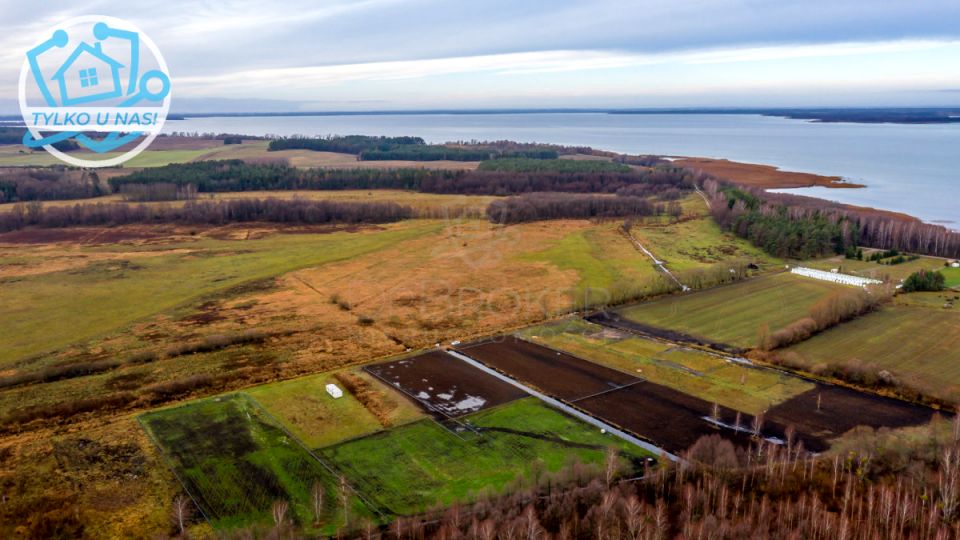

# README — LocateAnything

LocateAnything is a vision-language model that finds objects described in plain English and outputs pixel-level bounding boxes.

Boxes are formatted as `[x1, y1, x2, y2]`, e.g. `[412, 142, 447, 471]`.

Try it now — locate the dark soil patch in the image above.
[366, 351, 527, 418]
[575, 382, 761, 454]
[456, 337, 640, 400]
[765, 384, 937, 444]
[586, 311, 745, 355]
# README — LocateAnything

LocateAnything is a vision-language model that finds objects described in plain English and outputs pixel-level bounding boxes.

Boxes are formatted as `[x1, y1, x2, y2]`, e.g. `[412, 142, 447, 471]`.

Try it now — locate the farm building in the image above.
[325, 383, 343, 399]
[789, 266, 883, 288]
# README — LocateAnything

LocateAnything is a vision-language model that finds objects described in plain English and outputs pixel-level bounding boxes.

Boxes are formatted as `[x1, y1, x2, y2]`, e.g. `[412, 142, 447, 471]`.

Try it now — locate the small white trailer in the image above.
[325, 383, 343, 399]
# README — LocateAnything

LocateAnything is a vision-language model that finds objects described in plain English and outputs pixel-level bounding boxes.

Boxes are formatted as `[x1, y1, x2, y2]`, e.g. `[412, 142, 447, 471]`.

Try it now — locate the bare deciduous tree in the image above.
[171, 495, 192, 537]
[311, 481, 324, 526]
[272, 499, 289, 534]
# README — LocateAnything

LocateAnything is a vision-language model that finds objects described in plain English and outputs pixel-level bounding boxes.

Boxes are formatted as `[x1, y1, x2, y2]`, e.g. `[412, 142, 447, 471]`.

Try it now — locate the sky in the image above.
[2, 0, 960, 112]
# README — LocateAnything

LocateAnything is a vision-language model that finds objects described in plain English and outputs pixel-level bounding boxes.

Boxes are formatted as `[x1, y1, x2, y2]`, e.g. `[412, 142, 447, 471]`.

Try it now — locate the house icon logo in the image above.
[52, 42, 125, 106]
[18, 16, 172, 168]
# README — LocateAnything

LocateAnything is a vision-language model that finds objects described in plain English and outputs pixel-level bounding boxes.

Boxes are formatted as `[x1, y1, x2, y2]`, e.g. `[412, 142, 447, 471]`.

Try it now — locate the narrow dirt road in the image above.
[624, 229, 689, 292]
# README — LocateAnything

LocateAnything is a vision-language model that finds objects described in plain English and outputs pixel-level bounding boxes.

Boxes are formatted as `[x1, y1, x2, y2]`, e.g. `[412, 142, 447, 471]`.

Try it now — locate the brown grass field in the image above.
[673, 157, 862, 189]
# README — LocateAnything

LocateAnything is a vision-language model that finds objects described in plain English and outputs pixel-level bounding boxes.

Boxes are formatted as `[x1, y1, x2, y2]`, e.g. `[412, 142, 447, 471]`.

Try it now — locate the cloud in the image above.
[1, 0, 959, 108]
[172, 39, 956, 96]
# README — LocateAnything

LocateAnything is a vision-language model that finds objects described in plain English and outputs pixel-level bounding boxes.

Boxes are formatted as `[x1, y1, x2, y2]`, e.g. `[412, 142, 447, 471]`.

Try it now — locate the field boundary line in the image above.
[136, 415, 215, 526]
[569, 379, 645, 404]
[622, 227, 689, 291]
[445, 349, 680, 462]
[240, 393, 389, 519]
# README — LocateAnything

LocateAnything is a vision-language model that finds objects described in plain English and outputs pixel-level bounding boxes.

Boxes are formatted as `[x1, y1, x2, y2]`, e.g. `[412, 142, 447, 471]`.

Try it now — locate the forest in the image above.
[705, 180, 960, 259]
[0, 168, 105, 202]
[267, 135, 426, 154]
[107, 160, 699, 196]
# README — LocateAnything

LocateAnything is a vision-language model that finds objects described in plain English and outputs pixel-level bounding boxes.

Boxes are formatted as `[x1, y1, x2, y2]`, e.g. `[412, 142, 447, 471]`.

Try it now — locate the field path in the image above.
[445, 349, 680, 461]
[624, 229, 689, 292]
[694, 186, 711, 209]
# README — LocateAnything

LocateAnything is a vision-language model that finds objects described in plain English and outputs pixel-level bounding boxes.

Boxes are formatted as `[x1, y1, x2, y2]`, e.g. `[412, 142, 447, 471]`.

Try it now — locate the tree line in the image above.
[268, 135, 425, 154]
[477, 157, 631, 174]
[704, 179, 960, 259]
[758, 284, 895, 350]
[487, 193, 657, 224]
[266, 135, 561, 161]
[107, 160, 699, 196]
[0, 127, 79, 151]
[0, 198, 413, 232]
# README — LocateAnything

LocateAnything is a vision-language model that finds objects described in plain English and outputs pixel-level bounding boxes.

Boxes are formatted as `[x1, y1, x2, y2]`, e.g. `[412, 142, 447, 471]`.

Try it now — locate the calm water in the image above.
[163, 113, 960, 225]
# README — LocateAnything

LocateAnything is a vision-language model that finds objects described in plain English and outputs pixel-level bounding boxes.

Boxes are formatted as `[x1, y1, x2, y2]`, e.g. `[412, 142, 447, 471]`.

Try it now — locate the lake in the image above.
[163, 113, 959, 225]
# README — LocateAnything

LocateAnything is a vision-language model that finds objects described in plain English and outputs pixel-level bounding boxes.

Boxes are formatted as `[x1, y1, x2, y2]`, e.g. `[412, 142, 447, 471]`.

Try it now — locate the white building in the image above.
[789, 266, 883, 288]
[325, 383, 343, 399]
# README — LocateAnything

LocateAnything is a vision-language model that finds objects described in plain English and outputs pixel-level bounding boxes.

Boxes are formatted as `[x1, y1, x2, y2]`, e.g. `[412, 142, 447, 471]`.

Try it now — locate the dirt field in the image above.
[455, 337, 640, 400]
[365, 351, 527, 417]
[575, 381, 758, 453]
[456, 330, 936, 454]
[765, 385, 937, 447]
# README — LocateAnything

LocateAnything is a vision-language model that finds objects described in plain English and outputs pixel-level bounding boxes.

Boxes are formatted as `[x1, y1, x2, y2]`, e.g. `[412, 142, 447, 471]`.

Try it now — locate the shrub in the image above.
[902, 270, 946, 292]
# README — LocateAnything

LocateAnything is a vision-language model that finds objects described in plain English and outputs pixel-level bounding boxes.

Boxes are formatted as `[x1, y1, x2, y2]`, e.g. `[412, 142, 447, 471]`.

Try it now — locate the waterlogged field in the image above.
[518, 319, 813, 415]
[319, 398, 652, 516]
[366, 351, 528, 417]
[139, 393, 375, 532]
[615, 272, 848, 349]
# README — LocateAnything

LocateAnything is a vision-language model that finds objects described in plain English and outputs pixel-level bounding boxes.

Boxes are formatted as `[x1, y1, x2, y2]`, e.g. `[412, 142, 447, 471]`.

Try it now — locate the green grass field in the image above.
[519, 224, 662, 297]
[942, 267, 960, 288]
[0, 221, 443, 366]
[139, 393, 374, 532]
[319, 398, 651, 516]
[631, 215, 775, 272]
[802, 254, 945, 283]
[245, 369, 424, 448]
[518, 319, 813, 414]
[617, 272, 848, 349]
[784, 298, 960, 402]
[0, 147, 211, 167]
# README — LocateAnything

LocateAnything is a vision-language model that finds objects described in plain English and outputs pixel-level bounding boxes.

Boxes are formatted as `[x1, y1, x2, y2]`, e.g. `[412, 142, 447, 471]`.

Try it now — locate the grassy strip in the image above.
[518, 320, 813, 415]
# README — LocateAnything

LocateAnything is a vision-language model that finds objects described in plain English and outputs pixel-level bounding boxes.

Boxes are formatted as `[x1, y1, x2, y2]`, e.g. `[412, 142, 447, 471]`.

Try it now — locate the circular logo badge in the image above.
[18, 16, 171, 168]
